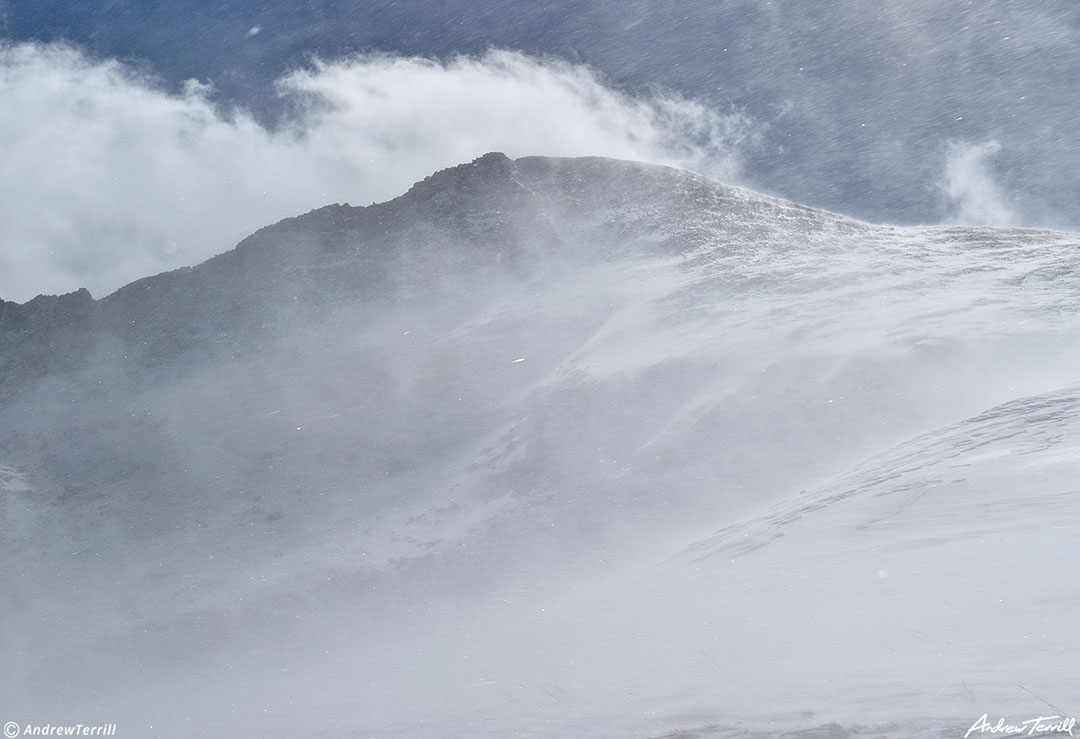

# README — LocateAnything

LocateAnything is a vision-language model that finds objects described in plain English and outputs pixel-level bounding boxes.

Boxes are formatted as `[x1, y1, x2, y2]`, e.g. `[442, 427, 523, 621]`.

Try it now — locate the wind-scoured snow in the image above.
[1, 154, 1078, 737]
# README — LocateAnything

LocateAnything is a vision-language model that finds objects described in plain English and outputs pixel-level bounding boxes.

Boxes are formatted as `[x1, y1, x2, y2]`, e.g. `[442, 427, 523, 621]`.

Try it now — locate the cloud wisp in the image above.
[0, 43, 754, 303]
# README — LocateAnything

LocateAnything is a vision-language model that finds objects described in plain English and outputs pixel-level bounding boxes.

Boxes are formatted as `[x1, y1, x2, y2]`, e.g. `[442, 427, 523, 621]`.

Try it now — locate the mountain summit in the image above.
[2, 152, 851, 395]
[3, 155, 1080, 737]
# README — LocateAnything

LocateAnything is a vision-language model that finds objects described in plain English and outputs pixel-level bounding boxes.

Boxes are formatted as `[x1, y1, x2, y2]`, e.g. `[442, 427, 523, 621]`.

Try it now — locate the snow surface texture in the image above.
[2, 154, 1079, 737]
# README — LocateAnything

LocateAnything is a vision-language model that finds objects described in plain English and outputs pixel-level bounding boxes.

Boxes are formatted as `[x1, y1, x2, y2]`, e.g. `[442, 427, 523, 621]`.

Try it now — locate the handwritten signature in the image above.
[966, 714, 1076, 738]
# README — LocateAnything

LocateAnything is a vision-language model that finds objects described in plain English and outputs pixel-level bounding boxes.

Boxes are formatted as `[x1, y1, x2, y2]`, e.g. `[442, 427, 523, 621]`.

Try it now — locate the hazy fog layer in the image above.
[2, 156, 1078, 737]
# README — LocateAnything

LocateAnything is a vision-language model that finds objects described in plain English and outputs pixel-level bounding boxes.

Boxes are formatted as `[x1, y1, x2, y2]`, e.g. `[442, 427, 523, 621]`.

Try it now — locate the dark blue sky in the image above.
[2, 0, 1078, 300]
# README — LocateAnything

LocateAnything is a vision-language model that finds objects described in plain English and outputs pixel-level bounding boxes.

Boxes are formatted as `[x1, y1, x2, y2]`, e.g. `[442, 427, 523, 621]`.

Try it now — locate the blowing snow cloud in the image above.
[940, 139, 1018, 227]
[0, 43, 754, 303]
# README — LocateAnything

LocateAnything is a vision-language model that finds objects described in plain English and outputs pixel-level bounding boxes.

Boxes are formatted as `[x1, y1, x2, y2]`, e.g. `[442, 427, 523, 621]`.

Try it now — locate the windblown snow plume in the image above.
[940, 139, 1017, 227]
[0, 43, 752, 302]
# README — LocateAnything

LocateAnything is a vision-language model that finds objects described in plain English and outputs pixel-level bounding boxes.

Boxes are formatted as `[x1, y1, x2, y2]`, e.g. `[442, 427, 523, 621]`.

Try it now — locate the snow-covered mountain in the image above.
[2, 154, 1078, 737]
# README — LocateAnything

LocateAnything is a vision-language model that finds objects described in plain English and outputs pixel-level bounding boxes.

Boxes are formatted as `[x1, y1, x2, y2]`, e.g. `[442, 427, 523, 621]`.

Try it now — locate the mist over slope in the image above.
[2, 154, 1079, 737]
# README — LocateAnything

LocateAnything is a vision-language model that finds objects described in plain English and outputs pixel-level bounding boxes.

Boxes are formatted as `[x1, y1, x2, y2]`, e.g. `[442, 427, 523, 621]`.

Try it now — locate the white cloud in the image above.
[940, 139, 1017, 227]
[0, 43, 755, 303]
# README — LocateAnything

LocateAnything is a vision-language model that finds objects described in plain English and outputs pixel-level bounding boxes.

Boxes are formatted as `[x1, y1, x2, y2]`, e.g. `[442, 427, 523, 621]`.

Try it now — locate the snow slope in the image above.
[1, 154, 1078, 737]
